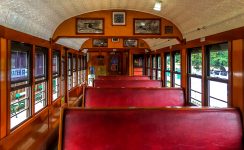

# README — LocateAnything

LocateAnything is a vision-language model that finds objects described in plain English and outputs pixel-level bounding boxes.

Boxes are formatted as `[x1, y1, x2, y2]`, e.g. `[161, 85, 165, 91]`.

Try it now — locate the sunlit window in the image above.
[10, 41, 31, 129]
[188, 47, 202, 106]
[53, 51, 60, 100]
[147, 55, 151, 77]
[34, 46, 47, 112]
[207, 43, 228, 107]
[165, 53, 171, 87]
[73, 55, 77, 87]
[157, 55, 161, 80]
[152, 56, 156, 80]
[173, 52, 181, 87]
[68, 53, 72, 90]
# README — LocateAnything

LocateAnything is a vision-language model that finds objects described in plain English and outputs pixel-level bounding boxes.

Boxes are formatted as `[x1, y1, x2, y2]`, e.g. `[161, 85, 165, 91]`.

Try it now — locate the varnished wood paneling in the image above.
[232, 39, 244, 120]
[0, 38, 8, 138]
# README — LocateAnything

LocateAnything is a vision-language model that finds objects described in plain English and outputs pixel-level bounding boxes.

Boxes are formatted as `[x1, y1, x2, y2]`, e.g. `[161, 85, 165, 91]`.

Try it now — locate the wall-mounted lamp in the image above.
[153, 0, 162, 11]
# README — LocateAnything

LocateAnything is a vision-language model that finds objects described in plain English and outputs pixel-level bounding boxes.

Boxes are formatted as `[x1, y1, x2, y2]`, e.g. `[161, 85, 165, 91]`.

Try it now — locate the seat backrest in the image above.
[60, 107, 243, 150]
[97, 76, 150, 80]
[85, 87, 185, 107]
[94, 80, 162, 88]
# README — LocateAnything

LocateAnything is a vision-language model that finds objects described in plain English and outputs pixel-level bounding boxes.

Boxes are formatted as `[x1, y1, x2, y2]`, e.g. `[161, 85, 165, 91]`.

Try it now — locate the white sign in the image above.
[11, 68, 28, 78]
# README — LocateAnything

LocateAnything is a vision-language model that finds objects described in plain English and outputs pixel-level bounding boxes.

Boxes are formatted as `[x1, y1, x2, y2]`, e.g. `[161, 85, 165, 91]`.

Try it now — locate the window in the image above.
[146, 55, 151, 77]
[81, 55, 86, 84]
[164, 53, 171, 87]
[68, 53, 72, 90]
[188, 47, 202, 106]
[77, 56, 81, 85]
[207, 43, 229, 107]
[152, 56, 156, 80]
[157, 55, 161, 80]
[10, 41, 31, 129]
[173, 52, 181, 87]
[53, 51, 60, 100]
[34, 46, 47, 112]
[72, 55, 77, 87]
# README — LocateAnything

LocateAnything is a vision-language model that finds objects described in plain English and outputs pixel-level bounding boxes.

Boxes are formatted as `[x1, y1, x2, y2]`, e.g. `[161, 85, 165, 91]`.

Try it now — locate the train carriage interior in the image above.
[0, 0, 244, 149]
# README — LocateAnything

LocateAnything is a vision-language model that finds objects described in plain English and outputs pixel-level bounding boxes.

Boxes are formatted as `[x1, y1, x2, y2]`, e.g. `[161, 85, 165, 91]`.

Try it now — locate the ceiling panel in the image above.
[0, 0, 244, 49]
[56, 38, 89, 50]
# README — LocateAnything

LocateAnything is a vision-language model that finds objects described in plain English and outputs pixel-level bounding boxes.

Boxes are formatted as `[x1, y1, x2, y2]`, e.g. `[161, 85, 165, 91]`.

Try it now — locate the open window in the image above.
[173, 51, 181, 87]
[164, 53, 171, 87]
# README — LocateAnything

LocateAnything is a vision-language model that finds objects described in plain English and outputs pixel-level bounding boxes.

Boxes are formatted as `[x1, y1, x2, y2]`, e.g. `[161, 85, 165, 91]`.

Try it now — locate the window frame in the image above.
[172, 51, 181, 87]
[34, 46, 48, 113]
[187, 47, 203, 106]
[52, 50, 61, 101]
[205, 42, 229, 107]
[10, 41, 32, 130]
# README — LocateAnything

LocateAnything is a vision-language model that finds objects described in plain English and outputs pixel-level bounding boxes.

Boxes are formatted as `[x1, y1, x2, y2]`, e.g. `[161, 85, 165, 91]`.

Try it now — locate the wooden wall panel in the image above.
[0, 38, 8, 138]
[53, 10, 183, 41]
[231, 39, 244, 120]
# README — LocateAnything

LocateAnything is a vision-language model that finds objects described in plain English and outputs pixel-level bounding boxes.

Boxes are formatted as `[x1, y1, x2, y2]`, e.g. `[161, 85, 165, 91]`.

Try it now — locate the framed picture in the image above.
[92, 38, 108, 47]
[112, 12, 126, 25]
[111, 38, 119, 42]
[76, 18, 104, 34]
[124, 39, 138, 47]
[134, 19, 161, 34]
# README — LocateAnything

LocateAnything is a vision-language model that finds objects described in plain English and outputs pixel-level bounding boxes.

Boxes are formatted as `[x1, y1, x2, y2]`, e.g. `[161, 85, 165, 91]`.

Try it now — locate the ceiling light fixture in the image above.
[153, 0, 162, 11]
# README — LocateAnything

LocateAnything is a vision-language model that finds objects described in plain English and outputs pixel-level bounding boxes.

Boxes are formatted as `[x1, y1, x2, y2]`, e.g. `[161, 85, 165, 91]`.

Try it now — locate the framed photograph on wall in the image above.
[134, 19, 161, 34]
[124, 39, 138, 47]
[76, 18, 104, 34]
[92, 38, 108, 47]
[112, 12, 126, 25]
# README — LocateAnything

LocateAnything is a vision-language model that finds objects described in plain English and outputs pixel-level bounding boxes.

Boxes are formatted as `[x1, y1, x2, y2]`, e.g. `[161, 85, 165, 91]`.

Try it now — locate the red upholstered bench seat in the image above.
[97, 75, 150, 80]
[59, 107, 243, 150]
[85, 87, 185, 107]
[93, 79, 162, 88]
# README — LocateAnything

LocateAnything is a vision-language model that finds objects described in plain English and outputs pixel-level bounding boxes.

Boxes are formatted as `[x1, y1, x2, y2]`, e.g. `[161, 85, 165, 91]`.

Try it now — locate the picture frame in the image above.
[76, 18, 104, 34]
[92, 38, 108, 47]
[112, 12, 126, 26]
[123, 39, 138, 47]
[111, 38, 119, 42]
[134, 19, 161, 35]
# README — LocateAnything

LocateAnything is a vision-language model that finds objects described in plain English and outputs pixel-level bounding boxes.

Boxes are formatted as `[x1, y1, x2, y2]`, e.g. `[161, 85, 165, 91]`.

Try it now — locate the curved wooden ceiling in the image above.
[0, 0, 244, 49]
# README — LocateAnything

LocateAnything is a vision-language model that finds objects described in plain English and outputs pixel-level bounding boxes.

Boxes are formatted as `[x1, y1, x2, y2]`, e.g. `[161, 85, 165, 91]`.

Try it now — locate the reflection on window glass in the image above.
[209, 81, 227, 107]
[190, 77, 202, 106]
[157, 56, 161, 69]
[190, 50, 202, 75]
[35, 82, 47, 113]
[73, 72, 77, 87]
[10, 87, 31, 129]
[157, 70, 161, 80]
[152, 56, 156, 69]
[209, 43, 228, 79]
[68, 76, 72, 90]
[174, 53, 180, 72]
[11, 51, 29, 82]
[35, 52, 45, 77]
[53, 77, 60, 100]
[174, 74, 181, 87]
[165, 72, 171, 87]
[166, 54, 170, 71]
[53, 53, 59, 74]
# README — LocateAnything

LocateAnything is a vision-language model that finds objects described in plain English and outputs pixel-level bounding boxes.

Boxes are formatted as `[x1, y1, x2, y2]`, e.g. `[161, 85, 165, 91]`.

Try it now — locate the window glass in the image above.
[157, 56, 161, 69]
[190, 77, 202, 106]
[209, 43, 228, 79]
[166, 54, 170, 71]
[165, 72, 171, 87]
[174, 53, 180, 72]
[11, 51, 29, 82]
[35, 82, 47, 112]
[209, 81, 227, 107]
[53, 78, 60, 100]
[53, 52, 59, 75]
[10, 87, 31, 129]
[174, 74, 181, 87]
[190, 50, 202, 75]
